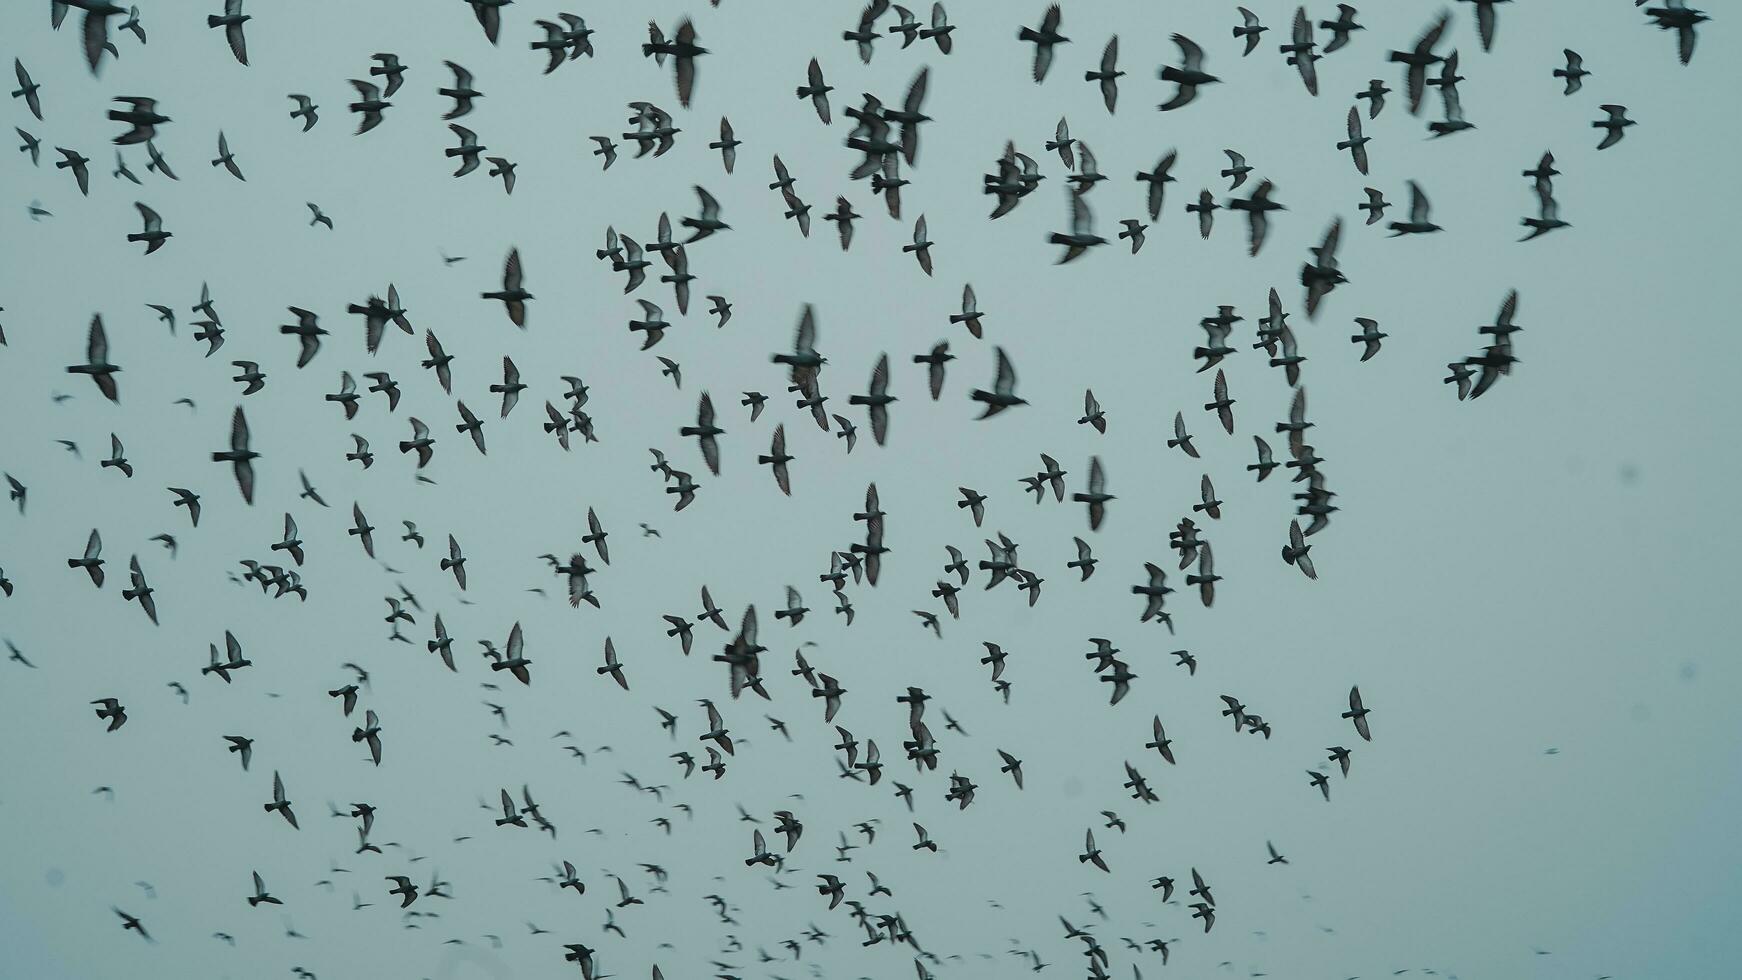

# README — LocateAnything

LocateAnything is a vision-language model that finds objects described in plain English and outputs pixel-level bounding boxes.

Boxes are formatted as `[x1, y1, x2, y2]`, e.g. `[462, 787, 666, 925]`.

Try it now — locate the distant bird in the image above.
[482, 248, 531, 327]
[1643, 1, 1707, 65]
[1593, 105, 1634, 150]
[55, 147, 91, 196]
[12, 61, 42, 121]
[211, 131, 244, 180]
[1159, 35, 1218, 110]
[208, 0, 250, 65]
[1388, 181, 1441, 236]
[1554, 50, 1589, 94]
[1338, 107, 1370, 175]
[1351, 317, 1387, 361]
[92, 697, 127, 731]
[128, 202, 170, 254]
[643, 18, 706, 107]
[970, 347, 1026, 418]
[1321, 4, 1364, 53]
[210, 406, 257, 504]
[1356, 78, 1389, 118]
[1018, 5, 1069, 82]
[288, 94, 318, 131]
[1388, 11, 1450, 115]
[1233, 8, 1267, 55]
[348, 79, 391, 135]
[1343, 686, 1373, 740]
[798, 58, 833, 124]
[1049, 190, 1106, 263]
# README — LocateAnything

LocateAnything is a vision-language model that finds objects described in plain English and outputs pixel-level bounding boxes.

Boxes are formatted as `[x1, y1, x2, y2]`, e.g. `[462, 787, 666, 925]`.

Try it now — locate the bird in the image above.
[1338, 106, 1370, 174]
[264, 771, 299, 828]
[208, 0, 250, 65]
[211, 406, 258, 504]
[12, 61, 43, 121]
[1018, 5, 1069, 82]
[1234, 8, 1267, 56]
[92, 697, 127, 731]
[287, 94, 318, 130]
[1555, 49, 1589, 94]
[348, 79, 391, 134]
[1343, 686, 1373, 740]
[1050, 190, 1106, 264]
[1389, 11, 1450, 115]
[1644, 1, 1708, 65]
[55, 147, 91, 196]
[482, 248, 531, 327]
[1594, 105, 1634, 150]
[1351, 317, 1387, 361]
[1086, 36, 1123, 112]
[1159, 35, 1218, 110]
[211, 131, 244, 180]
[798, 58, 833, 124]
[1388, 181, 1442, 236]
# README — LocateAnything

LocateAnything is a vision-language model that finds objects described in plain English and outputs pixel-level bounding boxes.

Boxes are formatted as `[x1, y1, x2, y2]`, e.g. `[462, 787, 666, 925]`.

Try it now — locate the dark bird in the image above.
[643, 18, 706, 107]
[208, 0, 249, 65]
[1338, 106, 1369, 175]
[1280, 7, 1320, 96]
[1321, 4, 1364, 53]
[798, 57, 833, 124]
[1388, 180, 1441, 235]
[1158, 35, 1218, 110]
[211, 131, 243, 179]
[1050, 190, 1106, 263]
[1086, 36, 1123, 113]
[1186, 542, 1219, 607]
[1555, 49, 1588, 94]
[1356, 78, 1389, 118]
[288, 94, 318, 130]
[1018, 5, 1069, 82]
[970, 347, 1026, 418]
[265, 771, 299, 828]
[1079, 389, 1107, 433]
[1282, 520, 1317, 579]
[1359, 186, 1389, 225]
[439, 61, 480, 119]
[1343, 686, 1373, 740]
[1188, 189, 1218, 238]
[67, 315, 121, 402]
[109, 97, 168, 145]
[1168, 412, 1198, 458]
[1644, 1, 1706, 64]
[482, 248, 531, 327]
[759, 424, 794, 495]
[1594, 105, 1634, 150]
[211, 406, 257, 504]
[1228, 180, 1282, 256]
[1071, 456, 1113, 531]
[348, 80, 391, 135]
[1135, 151, 1176, 220]
[12, 61, 42, 121]
[709, 117, 739, 173]
[55, 147, 91, 196]
[114, 908, 151, 942]
[1234, 7, 1267, 55]
[1388, 11, 1449, 115]
[92, 697, 127, 731]
[1351, 317, 1387, 360]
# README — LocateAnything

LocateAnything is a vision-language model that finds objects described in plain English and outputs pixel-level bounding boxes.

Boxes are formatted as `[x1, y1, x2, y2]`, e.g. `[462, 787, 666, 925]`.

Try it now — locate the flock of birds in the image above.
[0, 0, 1709, 978]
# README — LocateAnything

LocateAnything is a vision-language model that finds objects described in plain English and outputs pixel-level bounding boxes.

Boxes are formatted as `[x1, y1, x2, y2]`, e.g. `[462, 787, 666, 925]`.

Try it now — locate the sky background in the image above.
[2, 2, 1738, 979]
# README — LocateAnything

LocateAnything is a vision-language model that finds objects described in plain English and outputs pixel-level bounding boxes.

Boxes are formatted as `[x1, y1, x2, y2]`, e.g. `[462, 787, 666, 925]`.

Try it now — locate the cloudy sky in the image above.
[1, 2, 1737, 979]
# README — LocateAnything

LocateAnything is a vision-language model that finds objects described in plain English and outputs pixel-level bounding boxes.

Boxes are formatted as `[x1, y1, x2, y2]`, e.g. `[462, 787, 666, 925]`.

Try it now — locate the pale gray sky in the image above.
[1, 2, 1738, 979]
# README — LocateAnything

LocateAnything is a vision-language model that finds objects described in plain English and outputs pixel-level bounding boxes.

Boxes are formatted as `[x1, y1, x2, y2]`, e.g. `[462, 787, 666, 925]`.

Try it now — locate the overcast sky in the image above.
[2, 2, 1738, 979]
